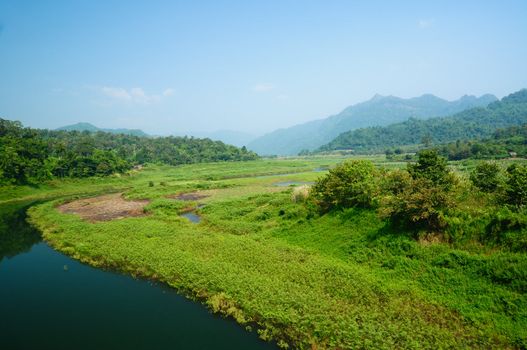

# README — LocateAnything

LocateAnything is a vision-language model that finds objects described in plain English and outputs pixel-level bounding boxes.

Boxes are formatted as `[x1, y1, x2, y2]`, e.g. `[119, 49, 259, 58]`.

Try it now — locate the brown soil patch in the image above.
[58, 193, 150, 222]
[168, 192, 210, 201]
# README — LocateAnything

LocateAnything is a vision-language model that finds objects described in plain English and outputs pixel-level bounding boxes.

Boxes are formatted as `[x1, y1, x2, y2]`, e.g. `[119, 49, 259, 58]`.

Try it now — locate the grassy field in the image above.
[5, 156, 526, 348]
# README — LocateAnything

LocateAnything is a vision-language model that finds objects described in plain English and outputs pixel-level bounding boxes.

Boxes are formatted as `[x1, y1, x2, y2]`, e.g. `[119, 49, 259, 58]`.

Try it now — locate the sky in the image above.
[0, 0, 526, 136]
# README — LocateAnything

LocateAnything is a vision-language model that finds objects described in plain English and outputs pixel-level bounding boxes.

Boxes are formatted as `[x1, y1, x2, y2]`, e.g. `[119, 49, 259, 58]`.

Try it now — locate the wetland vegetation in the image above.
[3, 154, 525, 349]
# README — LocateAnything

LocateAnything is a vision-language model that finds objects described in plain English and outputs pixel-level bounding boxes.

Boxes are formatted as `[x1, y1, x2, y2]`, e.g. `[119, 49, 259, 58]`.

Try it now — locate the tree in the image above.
[408, 149, 453, 188]
[380, 151, 456, 234]
[385, 149, 394, 160]
[310, 160, 378, 213]
[380, 176, 454, 233]
[505, 164, 527, 207]
[470, 162, 502, 192]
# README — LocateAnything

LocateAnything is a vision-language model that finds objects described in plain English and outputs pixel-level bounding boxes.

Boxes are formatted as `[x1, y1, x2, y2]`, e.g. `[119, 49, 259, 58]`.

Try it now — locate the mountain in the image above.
[56, 122, 149, 137]
[317, 89, 527, 153]
[247, 93, 497, 155]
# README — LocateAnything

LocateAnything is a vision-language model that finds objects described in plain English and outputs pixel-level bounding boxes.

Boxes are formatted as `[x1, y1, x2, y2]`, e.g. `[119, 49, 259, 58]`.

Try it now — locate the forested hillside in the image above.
[318, 89, 527, 153]
[248, 93, 496, 155]
[436, 124, 527, 160]
[0, 119, 258, 185]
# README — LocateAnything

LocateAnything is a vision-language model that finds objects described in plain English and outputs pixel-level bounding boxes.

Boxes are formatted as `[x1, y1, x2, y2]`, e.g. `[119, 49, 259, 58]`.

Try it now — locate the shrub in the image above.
[310, 160, 378, 213]
[380, 168, 412, 195]
[470, 161, 502, 192]
[408, 149, 454, 188]
[505, 164, 527, 207]
[484, 207, 527, 243]
[379, 176, 455, 234]
[380, 150, 457, 233]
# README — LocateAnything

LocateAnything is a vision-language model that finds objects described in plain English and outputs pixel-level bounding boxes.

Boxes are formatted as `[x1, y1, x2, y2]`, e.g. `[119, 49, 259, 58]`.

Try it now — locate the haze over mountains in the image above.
[247, 93, 498, 156]
[57, 92, 507, 155]
[56, 122, 254, 147]
[318, 89, 527, 153]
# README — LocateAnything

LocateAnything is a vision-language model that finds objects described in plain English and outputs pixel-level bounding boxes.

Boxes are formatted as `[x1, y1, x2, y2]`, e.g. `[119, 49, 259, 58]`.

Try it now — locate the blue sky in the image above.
[0, 0, 526, 135]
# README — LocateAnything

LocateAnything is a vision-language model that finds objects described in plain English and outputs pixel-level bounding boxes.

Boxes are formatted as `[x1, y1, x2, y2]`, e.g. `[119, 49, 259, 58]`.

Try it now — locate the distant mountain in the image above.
[56, 122, 149, 137]
[317, 89, 527, 153]
[247, 93, 497, 155]
[182, 130, 256, 147]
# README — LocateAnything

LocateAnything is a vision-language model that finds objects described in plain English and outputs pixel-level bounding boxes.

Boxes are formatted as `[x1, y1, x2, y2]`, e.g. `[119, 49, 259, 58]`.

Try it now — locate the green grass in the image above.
[6, 157, 526, 348]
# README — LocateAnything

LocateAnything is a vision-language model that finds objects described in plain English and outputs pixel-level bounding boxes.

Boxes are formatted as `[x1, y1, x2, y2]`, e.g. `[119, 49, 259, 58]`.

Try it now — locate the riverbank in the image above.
[0, 203, 276, 350]
[18, 158, 526, 348]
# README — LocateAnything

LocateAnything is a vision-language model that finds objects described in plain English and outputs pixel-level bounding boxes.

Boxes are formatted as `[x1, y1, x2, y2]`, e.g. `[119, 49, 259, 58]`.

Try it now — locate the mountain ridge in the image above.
[317, 89, 527, 153]
[56, 122, 149, 137]
[247, 93, 497, 155]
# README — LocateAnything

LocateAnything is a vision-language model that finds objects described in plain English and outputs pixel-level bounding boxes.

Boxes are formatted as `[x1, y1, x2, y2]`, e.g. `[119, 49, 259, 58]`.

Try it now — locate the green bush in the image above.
[470, 161, 502, 192]
[380, 177, 455, 234]
[380, 168, 412, 195]
[505, 164, 527, 207]
[310, 160, 378, 213]
[379, 151, 458, 234]
[408, 149, 454, 188]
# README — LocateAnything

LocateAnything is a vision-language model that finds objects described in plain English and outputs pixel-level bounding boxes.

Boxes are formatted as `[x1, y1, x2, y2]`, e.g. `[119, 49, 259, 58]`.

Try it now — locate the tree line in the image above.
[0, 119, 258, 185]
[438, 124, 527, 160]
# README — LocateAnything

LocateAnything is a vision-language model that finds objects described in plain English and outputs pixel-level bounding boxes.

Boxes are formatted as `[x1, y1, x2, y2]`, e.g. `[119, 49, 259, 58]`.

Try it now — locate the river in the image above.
[0, 202, 276, 350]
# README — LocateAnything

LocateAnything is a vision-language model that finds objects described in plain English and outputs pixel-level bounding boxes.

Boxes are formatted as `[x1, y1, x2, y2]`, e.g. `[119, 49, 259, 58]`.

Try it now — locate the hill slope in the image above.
[57, 122, 149, 137]
[248, 93, 497, 155]
[438, 123, 527, 160]
[318, 89, 527, 153]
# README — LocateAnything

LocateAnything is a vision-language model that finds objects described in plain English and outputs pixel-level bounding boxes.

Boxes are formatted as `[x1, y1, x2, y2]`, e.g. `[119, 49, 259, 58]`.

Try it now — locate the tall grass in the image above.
[15, 157, 527, 348]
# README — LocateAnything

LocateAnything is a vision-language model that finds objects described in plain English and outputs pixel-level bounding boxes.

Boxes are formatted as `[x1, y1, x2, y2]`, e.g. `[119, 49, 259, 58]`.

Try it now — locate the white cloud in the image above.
[100, 86, 174, 104]
[102, 86, 132, 100]
[162, 88, 175, 97]
[418, 19, 435, 29]
[252, 83, 274, 92]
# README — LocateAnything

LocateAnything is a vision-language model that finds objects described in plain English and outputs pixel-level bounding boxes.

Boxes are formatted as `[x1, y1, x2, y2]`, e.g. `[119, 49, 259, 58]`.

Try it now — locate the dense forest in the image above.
[0, 119, 258, 185]
[438, 124, 527, 160]
[317, 89, 527, 154]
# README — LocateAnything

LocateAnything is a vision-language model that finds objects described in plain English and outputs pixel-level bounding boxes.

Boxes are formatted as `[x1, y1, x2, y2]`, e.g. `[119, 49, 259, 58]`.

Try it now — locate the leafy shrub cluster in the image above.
[309, 160, 378, 212]
[310, 150, 527, 246]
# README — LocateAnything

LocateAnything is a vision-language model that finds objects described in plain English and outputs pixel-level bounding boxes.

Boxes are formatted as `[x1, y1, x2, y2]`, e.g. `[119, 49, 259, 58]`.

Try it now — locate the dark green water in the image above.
[0, 203, 276, 350]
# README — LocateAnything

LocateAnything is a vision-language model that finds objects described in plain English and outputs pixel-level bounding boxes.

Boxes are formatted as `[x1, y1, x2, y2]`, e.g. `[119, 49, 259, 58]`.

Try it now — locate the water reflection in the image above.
[0, 201, 276, 350]
[0, 201, 42, 263]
